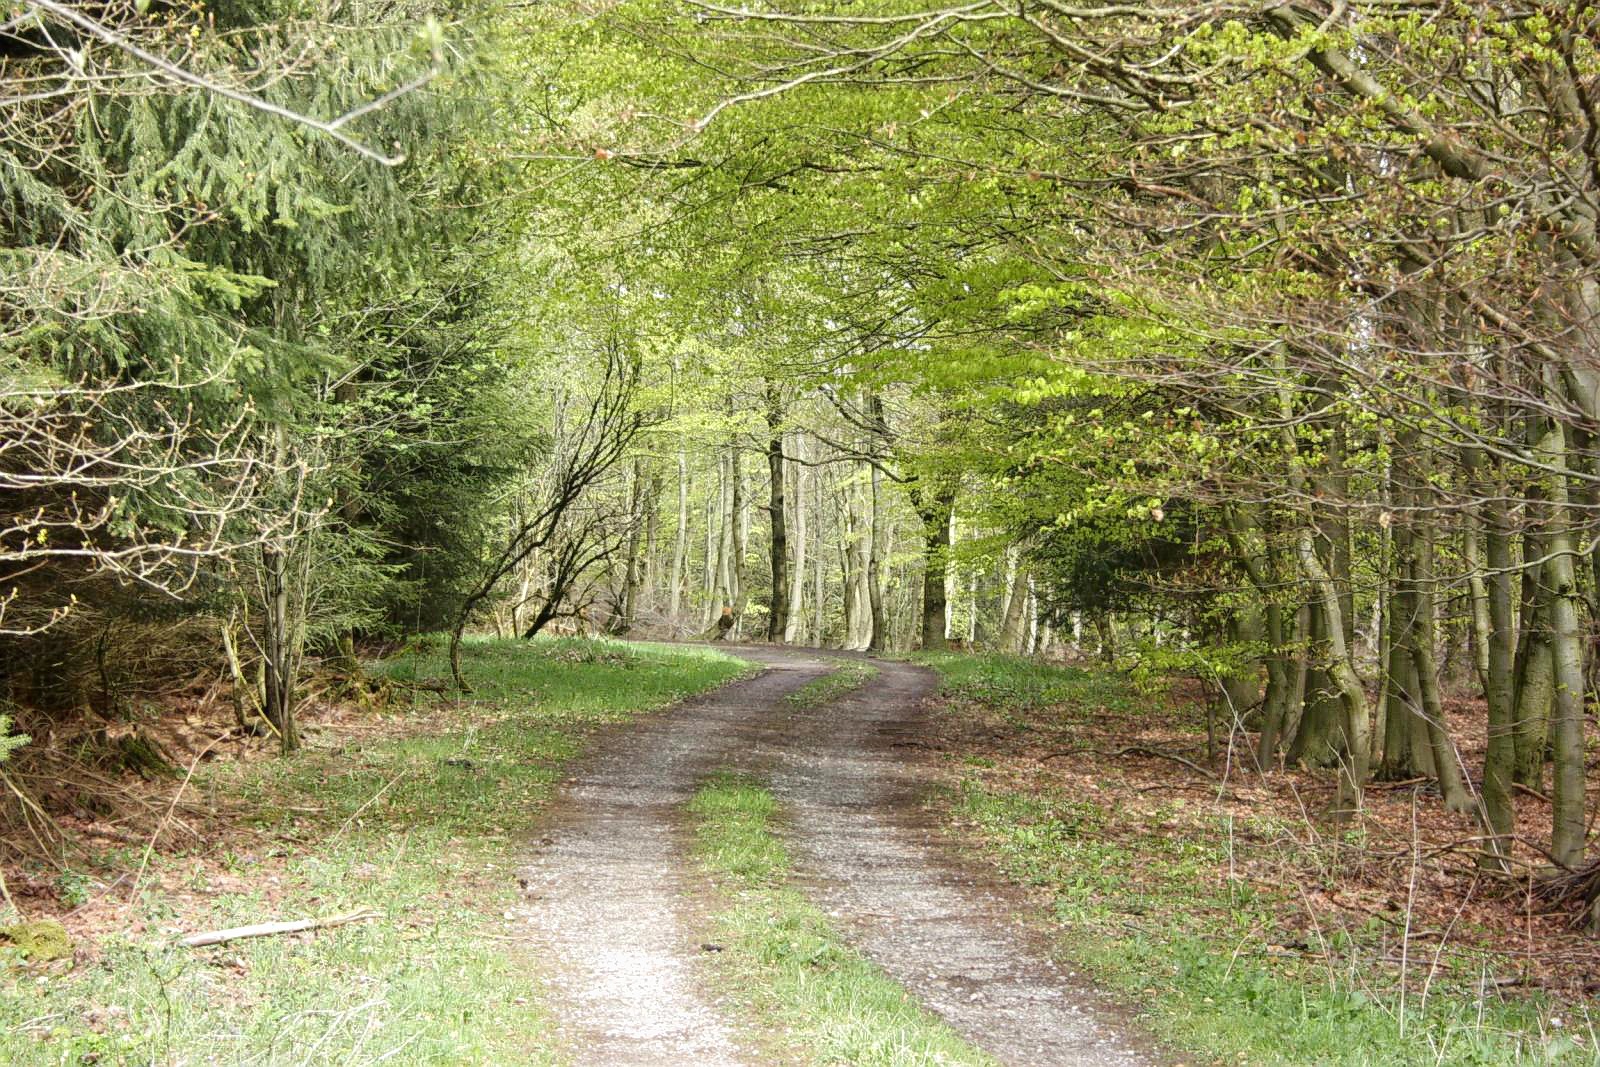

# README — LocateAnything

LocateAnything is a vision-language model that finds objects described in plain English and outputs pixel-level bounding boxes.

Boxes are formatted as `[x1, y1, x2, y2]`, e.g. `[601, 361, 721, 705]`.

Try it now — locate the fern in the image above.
[0, 712, 29, 765]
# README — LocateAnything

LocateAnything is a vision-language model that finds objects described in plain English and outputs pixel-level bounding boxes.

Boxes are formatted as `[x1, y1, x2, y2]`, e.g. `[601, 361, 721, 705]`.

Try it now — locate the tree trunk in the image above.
[785, 435, 807, 643]
[812, 463, 826, 644]
[1411, 517, 1474, 813]
[731, 444, 748, 632]
[718, 450, 734, 618]
[765, 393, 789, 643]
[1512, 572, 1553, 791]
[1537, 420, 1587, 868]
[644, 471, 662, 610]
[998, 547, 1030, 654]
[868, 463, 888, 652]
[916, 484, 955, 651]
[1287, 605, 1341, 769]
[1478, 476, 1518, 865]
[701, 493, 718, 626]
[669, 450, 688, 625]
[619, 459, 645, 632]
[843, 471, 871, 650]
[1380, 552, 1421, 779]
[1278, 360, 1367, 810]
[260, 544, 300, 755]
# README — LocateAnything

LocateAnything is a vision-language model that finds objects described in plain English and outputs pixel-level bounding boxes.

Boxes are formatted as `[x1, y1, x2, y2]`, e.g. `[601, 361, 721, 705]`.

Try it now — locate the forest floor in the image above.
[917, 653, 1597, 1065]
[0, 637, 750, 1064]
[2, 640, 1592, 1066]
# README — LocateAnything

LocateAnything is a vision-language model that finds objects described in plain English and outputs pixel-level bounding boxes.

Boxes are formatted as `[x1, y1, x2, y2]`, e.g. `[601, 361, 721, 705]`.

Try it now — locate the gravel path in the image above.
[768, 655, 1153, 1066]
[516, 645, 1157, 1066]
[516, 649, 834, 1066]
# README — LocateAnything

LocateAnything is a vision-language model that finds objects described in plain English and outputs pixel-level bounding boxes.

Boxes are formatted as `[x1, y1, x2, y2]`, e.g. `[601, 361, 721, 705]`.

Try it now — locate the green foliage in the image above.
[0, 713, 28, 764]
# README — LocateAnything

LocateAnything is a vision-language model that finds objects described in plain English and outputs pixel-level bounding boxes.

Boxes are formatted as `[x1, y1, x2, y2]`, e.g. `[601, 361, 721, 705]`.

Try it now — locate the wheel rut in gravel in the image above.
[759, 654, 1154, 1066]
[516, 646, 1158, 1067]
[516, 648, 834, 1067]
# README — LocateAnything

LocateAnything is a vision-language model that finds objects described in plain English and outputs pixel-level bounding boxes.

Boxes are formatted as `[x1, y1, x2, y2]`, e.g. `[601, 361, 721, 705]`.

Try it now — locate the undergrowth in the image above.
[0, 636, 749, 1066]
[920, 653, 1595, 1067]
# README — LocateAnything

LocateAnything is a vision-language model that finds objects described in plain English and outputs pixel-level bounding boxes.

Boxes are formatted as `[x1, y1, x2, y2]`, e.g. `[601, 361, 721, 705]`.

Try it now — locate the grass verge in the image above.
[917, 652, 1592, 1067]
[784, 662, 879, 708]
[1, 636, 749, 1066]
[688, 772, 993, 1066]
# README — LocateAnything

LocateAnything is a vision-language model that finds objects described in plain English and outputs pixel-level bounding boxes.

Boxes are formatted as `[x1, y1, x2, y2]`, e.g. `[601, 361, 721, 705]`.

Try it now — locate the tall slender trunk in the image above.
[669, 451, 687, 625]
[868, 464, 887, 651]
[1277, 358, 1367, 810]
[1287, 604, 1340, 767]
[998, 547, 1030, 654]
[1412, 516, 1473, 813]
[843, 471, 871, 650]
[731, 445, 748, 632]
[260, 544, 300, 754]
[702, 491, 718, 626]
[644, 471, 661, 609]
[915, 484, 955, 651]
[1380, 543, 1421, 779]
[1512, 565, 1553, 790]
[812, 464, 826, 644]
[1223, 507, 1290, 768]
[620, 460, 645, 632]
[1474, 453, 1518, 864]
[765, 392, 790, 642]
[785, 436, 807, 643]
[1537, 419, 1587, 868]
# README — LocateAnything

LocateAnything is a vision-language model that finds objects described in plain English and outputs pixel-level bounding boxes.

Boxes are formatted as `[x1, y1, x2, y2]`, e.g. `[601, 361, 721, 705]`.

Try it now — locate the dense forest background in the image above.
[5, 0, 1600, 921]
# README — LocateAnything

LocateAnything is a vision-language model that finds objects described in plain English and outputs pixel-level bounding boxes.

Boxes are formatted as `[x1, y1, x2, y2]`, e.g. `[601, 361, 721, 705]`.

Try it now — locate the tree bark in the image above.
[785, 435, 808, 643]
[619, 459, 645, 632]
[1537, 420, 1587, 868]
[868, 463, 888, 651]
[731, 443, 748, 633]
[765, 390, 789, 643]
[998, 547, 1031, 654]
[914, 484, 955, 651]
[669, 450, 687, 625]
[1475, 463, 1518, 865]
[1411, 517, 1474, 813]
[260, 543, 300, 755]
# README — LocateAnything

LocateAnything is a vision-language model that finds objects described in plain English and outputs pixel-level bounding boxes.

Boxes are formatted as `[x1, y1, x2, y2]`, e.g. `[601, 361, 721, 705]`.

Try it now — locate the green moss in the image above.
[0, 921, 72, 962]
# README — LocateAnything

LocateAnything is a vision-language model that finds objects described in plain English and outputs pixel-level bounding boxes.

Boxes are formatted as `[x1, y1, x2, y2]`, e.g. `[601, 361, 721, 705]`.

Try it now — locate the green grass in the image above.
[785, 661, 879, 708]
[0, 636, 750, 1066]
[913, 652, 1129, 713]
[922, 653, 1595, 1067]
[688, 773, 994, 1067]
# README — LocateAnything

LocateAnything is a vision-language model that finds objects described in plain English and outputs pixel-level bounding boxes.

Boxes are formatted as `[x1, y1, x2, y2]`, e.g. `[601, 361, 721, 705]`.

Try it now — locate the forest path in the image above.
[516, 645, 1155, 1067]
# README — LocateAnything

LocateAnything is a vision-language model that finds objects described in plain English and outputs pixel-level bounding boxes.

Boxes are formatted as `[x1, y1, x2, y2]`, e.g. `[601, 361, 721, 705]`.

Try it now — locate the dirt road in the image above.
[517, 646, 1155, 1066]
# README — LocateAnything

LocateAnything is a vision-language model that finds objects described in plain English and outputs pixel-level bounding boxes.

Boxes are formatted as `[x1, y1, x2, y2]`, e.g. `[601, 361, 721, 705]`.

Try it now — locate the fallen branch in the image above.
[178, 908, 381, 948]
[1115, 745, 1219, 781]
[1512, 781, 1551, 804]
[1036, 743, 1219, 780]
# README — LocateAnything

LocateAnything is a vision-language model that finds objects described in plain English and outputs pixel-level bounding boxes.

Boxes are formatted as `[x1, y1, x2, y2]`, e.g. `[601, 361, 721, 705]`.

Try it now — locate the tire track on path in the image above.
[516, 647, 831, 1067]
[517, 645, 1157, 1066]
[763, 654, 1155, 1066]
